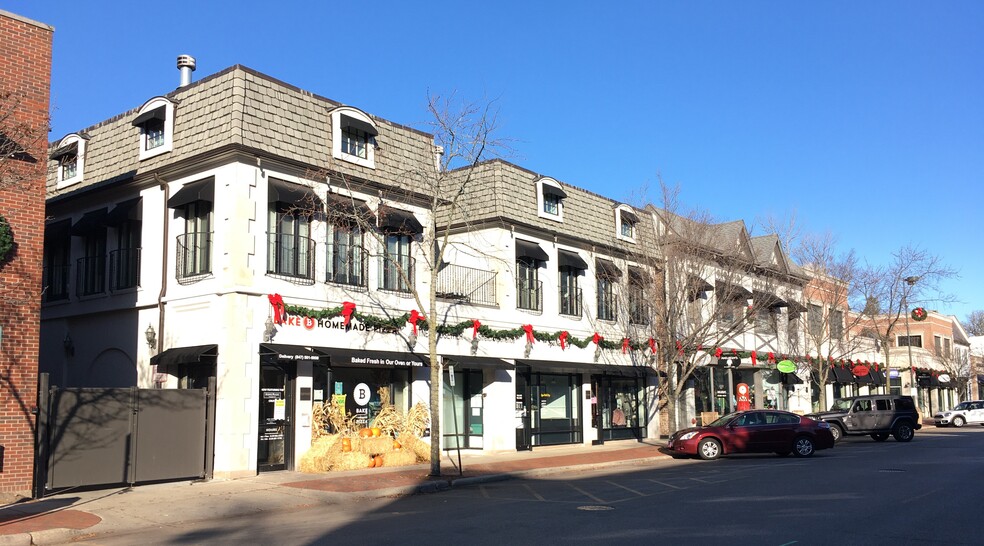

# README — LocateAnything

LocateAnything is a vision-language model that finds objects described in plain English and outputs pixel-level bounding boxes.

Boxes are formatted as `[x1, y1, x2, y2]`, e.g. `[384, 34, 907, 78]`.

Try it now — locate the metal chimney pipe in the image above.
[177, 55, 196, 87]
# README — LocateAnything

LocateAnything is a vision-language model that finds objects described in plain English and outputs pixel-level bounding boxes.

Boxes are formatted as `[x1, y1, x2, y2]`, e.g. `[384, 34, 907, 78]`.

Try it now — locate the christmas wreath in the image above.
[0, 214, 13, 263]
[911, 307, 927, 322]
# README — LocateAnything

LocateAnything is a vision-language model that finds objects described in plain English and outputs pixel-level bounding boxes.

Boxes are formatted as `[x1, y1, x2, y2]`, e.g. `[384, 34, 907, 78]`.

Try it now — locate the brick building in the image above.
[0, 9, 53, 494]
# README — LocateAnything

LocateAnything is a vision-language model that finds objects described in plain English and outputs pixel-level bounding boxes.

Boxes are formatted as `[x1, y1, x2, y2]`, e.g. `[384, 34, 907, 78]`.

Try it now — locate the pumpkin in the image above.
[368, 456, 376, 468]
[341, 438, 352, 453]
[358, 428, 372, 438]
[392, 440, 402, 450]
[370, 427, 382, 437]
[373, 455, 384, 467]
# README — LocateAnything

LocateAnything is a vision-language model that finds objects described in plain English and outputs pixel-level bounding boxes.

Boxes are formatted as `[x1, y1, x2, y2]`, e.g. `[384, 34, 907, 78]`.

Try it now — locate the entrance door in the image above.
[515, 373, 532, 451]
[258, 362, 295, 471]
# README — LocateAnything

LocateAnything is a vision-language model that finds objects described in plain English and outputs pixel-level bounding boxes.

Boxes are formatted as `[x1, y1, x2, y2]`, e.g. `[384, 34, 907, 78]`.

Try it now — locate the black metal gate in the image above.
[34, 374, 215, 497]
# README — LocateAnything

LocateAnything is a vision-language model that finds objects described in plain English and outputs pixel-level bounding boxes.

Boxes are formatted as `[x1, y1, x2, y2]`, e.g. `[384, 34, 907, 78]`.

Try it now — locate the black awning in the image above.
[132, 106, 166, 126]
[71, 208, 108, 235]
[443, 356, 513, 370]
[105, 197, 142, 225]
[339, 114, 378, 136]
[754, 290, 787, 308]
[782, 372, 804, 385]
[869, 370, 887, 386]
[49, 141, 77, 160]
[268, 178, 324, 208]
[716, 281, 752, 299]
[326, 193, 373, 224]
[168, 178, 214, 208]
[150, 344, 218, 367]
[541, 183, 567, 199]
[515, 239, 548, 261]
[786, 300, 808, 314]
[260, 343, 321, 361]
[378, 205, 423, 234]
[854, 372, 874, 385]
[917, 374, 940, 387]
[557, 249, 588, 270]
[628, 266, 652, 285]
[314, 347, 428, 368]
[829, 367, 855, 384]
[619, 209, 639, 223]
[45, 219, 71, 238]
[596, 258, 622, 279]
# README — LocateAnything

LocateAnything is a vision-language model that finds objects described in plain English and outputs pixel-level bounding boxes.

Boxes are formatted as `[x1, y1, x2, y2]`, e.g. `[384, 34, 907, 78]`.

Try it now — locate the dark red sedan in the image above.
[666, 410, 835, 460]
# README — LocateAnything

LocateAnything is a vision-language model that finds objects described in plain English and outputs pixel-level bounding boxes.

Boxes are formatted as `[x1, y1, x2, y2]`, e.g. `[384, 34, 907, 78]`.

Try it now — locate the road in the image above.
[79, 426, 982, 545]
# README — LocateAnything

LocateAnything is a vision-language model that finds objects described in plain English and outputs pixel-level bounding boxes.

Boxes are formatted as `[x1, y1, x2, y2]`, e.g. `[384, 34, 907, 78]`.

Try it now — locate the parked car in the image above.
[666, 410, 834, 461]
[933, 401, 984, 427]
[807, 395, 921, 442]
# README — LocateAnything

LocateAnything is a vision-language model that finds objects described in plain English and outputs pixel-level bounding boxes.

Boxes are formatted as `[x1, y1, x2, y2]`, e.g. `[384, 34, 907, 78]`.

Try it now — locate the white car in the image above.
[933, 401, 984, 427]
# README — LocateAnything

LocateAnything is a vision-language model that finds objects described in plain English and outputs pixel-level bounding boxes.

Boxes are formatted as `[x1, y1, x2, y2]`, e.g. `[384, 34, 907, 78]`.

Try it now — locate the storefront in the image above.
[591, 371, 649, 442]
[442, 356, 513, 450]
[693, 362, 766, 416]
[514, 360, 590, 449]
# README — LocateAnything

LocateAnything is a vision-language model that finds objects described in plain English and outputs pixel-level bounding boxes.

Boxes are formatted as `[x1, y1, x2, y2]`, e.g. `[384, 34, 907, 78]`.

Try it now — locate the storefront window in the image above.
[443, 369, 483, 449]
[599, 376, 645, 441]
[328, 367, 410, 431]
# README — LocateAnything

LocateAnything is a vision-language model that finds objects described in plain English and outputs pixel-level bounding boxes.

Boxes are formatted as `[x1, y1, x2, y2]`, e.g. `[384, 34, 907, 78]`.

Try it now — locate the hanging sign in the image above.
[938, 373, 951, 384]
[717, 357, 741, 368]
[852, 365, 870, 377]
[776, 360, 796, 374]
[448, 365, 456, 387]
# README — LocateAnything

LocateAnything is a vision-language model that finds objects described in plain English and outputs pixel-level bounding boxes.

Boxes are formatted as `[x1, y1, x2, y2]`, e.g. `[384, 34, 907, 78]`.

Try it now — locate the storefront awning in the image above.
[314, 347, 428, 368]
[829, 367, 855, 384]
[443, 356, 512, 370]
[259, 343, 321, 361]
[268, 178, 325, 208]
[782, 372, 804, 385]
[515, 360, 652, 377]
[854, 372, 874, 385]
[150, 344, 218, 367]
[869, 370, 887, 386]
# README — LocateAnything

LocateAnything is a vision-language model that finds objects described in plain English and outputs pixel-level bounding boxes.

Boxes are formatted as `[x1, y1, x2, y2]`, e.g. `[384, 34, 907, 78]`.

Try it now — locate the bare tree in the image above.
[963, 310, 984, 337]
[0, 90, 48, 192]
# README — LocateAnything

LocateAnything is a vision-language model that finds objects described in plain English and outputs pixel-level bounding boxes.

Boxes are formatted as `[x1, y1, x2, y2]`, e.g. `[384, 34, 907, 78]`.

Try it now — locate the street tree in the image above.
[963, 310, 984, 336]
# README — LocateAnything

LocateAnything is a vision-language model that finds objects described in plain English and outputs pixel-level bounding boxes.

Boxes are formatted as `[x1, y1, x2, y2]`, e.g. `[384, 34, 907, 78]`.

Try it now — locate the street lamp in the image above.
[903, 276, 920, 404]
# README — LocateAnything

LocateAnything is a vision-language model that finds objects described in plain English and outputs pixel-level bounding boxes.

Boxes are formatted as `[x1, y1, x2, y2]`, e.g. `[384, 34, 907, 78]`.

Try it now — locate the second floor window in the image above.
[328, 226, 365, 287]
[808, 304, 823, 337]
[77, 228, 107, 296]
[110, 219, 141, 290]
[381, 233, 412, 293]
[559, 266, 581, 316]
[268, 203, 313, 280]
[43, 222, 71, 302]
[178, 201, 212, 280]
[830, 310, 844, 339]
[897, 335, 922, 348]
[597, 276, 617, 321]
[516, 257, 541, 311]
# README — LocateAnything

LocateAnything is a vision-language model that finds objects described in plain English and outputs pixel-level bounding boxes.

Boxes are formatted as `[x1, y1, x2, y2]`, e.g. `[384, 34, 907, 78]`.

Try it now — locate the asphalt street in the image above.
[76, 426, 983, 546]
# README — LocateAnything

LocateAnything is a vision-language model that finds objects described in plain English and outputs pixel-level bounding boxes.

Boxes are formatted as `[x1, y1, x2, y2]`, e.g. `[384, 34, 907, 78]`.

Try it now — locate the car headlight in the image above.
[941, 412, 951, 417]
[679, 431, 698, 441]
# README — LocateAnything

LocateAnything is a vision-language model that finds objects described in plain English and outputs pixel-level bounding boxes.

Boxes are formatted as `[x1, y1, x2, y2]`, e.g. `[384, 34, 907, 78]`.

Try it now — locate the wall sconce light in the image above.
[263, 316, 276, 343]
[63, 332, 74, 356]
[145, 324, 157, 351]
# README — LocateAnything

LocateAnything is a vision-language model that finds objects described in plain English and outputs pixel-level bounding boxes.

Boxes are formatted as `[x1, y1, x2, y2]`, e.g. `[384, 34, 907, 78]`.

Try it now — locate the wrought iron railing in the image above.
[516, 278, 542, 312]
[42, 265, 71, 302]
[597, 295, 618, 321]
[76, 255, 106, 296]
[267, 232, 316, 284]
[436, 263, 497, 306]
[326, 241, 368, 288]
[176, 232, 212, 282]
[109, 247, 141, 291]
[378, 254, 415, 294]
[559, 286, 582, 316]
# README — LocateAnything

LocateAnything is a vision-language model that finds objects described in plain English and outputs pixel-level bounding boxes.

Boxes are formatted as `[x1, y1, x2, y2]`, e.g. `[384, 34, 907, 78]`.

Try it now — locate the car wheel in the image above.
[697, 438, 721, 461]
[952, 416, 966, 428]
[829, 423, 843, 443]
[775, 450, 791, 457]
[892, 422, 915, 442]
[870, 432, 889, 442]
[793, 436, 815, 457]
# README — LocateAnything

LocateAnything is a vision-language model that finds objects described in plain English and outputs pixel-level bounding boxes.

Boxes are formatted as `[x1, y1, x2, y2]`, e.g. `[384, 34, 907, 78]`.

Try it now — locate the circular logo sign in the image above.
[737, 383, 749, 395]
[938, 373, 951, 384]
[777, 360, 796, 374]
[353, 383, 372, 406]
[303, 316, 316, 330]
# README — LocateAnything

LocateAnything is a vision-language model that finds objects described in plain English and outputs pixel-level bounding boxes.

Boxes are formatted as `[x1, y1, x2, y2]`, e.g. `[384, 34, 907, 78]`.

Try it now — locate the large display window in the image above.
[597, 375, 646, 441]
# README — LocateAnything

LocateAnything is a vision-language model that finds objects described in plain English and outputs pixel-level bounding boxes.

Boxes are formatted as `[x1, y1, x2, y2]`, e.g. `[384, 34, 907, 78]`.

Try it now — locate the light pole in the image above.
[903, 276, 920, 404]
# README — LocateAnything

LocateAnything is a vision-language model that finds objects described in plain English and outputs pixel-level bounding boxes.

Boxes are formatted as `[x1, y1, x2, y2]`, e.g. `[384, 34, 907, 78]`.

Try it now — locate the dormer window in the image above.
[132, 96, 175, 160]
[615, 205, 637, 242]
[331, 107, 378, 169]
[51, 133, 87, 188]
[536, 177, 566, 222]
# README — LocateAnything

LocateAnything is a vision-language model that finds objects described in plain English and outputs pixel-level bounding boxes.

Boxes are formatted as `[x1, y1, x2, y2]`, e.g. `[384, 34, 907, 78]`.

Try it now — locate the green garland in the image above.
[0, 214, 12, 262]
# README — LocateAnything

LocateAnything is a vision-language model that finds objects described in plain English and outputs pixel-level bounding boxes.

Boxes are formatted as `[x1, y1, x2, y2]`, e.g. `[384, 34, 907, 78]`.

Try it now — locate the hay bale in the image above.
[359, 437, 395, 454]
[332, 451, 373, 471]
[382, 450, 418, 467]
[298, 434, 340, 473]
[398, 433, 431, 462]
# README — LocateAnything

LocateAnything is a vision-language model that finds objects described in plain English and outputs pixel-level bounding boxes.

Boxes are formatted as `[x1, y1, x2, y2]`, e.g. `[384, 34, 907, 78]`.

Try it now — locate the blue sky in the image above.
[8, 1, 982, 321]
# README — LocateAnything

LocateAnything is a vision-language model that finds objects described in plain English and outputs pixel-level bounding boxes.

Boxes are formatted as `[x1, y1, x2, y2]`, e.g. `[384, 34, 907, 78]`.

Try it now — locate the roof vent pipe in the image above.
[177, 55, 196, 87]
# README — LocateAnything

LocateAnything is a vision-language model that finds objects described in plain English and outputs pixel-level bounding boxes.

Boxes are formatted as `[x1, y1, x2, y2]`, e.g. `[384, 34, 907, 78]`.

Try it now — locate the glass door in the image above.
[258, 362, 294, 471]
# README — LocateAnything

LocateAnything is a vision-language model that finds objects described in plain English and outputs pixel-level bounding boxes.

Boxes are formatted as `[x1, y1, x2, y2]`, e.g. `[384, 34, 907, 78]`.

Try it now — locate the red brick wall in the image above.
[0, 10, 52, 494]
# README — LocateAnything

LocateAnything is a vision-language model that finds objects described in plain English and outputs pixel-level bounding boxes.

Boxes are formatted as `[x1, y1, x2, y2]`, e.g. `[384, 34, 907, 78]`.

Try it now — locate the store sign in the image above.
[852, 365, 870, 377]
[776, 360, 796, 373]
[938, 374, 951, 384]
[283, 315, 386, 333]
[332, 352, 426, 368]
[717, 357, 741, 368]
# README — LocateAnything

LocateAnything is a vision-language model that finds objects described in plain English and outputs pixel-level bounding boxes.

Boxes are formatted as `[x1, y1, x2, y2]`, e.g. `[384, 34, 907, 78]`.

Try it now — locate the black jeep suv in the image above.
[807, 395, 921, 442]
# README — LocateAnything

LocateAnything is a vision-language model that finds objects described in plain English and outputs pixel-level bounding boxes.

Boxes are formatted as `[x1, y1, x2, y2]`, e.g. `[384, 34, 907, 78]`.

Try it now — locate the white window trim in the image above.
[331, 106, 377, 169]
[54, 133, 86, 188]
[135, 97, 175, 160]
[536, 177, 564, 223]
[615, 205, 636, 243]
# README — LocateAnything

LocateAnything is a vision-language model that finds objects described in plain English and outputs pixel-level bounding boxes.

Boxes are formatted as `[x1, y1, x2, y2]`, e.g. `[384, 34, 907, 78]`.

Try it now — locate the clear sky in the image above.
[7, 1, 982, 321]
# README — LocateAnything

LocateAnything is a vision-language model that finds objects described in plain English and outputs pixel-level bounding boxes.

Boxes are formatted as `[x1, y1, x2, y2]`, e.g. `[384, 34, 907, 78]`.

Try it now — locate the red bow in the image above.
[559, 331, 568, 350]
[751, 351, 757, 366]
[268, 294, 285, 325]
[472, 319, 481, 339]
[732, 348, 738, 355]
[592, 333, 603, 345]
[649, 338, 656, 354]
[522, 324, 535, 344]
[341, 301, 356, 326]
[408, 310, 424, 335]
[767, 352, 775, 363]
[676, 340, 684, 356]
[714, 347, 723, 358]
[622, 338, 630, 354]
[874, 362, 879, 372]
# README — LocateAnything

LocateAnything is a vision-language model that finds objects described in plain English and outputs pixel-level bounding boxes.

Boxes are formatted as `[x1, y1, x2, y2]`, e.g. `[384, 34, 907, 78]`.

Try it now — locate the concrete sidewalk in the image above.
[0, 440, 668, 545]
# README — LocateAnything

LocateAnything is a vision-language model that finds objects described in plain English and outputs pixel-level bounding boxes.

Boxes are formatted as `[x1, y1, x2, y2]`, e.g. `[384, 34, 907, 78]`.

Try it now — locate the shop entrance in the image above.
[258, 362, 295, 472]
[444, 368, 484, 449]
[516, 372, 581, 449]
[594, 374, 645, 442]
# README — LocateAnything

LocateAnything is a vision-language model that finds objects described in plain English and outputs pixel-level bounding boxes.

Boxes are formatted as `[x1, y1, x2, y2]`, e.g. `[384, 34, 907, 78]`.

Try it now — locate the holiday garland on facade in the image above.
[0, 214, 13, 262]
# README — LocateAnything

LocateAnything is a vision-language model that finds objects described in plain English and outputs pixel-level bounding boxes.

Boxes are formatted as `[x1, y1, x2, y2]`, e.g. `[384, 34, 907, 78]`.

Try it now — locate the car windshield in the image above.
[707, 412, 740, 427]
[953, 402, 972, 411]
[830, 398, 854, 411]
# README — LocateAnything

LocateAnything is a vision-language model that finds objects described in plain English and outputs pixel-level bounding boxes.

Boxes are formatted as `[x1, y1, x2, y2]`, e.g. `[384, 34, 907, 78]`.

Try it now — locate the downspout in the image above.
[154, 174, 170, 357]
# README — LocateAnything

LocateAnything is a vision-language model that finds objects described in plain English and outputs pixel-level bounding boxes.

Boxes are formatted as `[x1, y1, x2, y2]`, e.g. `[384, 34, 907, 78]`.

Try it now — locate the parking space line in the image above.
[567, 483, 607, 504]
[521, 483, 545, 501]
[606, 480, 646, 497]
[648, 479, 684, 490]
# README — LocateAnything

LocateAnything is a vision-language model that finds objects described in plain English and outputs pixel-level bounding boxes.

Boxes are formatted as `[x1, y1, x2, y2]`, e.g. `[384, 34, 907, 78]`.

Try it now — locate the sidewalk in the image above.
[0, 440, 668, 545]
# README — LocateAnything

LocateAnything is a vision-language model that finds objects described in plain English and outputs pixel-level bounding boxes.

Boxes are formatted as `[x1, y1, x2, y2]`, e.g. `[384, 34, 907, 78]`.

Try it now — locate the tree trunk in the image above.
[428, 268, 441, 476]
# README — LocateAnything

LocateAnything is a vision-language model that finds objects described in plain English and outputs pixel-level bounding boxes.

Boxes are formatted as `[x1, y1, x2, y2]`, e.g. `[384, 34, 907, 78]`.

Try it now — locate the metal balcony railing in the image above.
[267, 232, 316, 285]
[76, 255, 106, 296]
[378, 254, 415, 294]
[326, 242, 368, 289]
[559, 286, 582, 317]
[176, 232, 212, 283]
[109, 247, 141, 291]
[436, 263, 497, 306]
[597, 296, 618, 322]
[42, 265, 71, 302]
[516, 279, 542, 312]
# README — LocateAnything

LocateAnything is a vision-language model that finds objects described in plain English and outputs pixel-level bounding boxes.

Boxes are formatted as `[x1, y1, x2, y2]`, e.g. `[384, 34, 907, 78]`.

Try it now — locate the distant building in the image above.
[0, 9, 53, 494]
